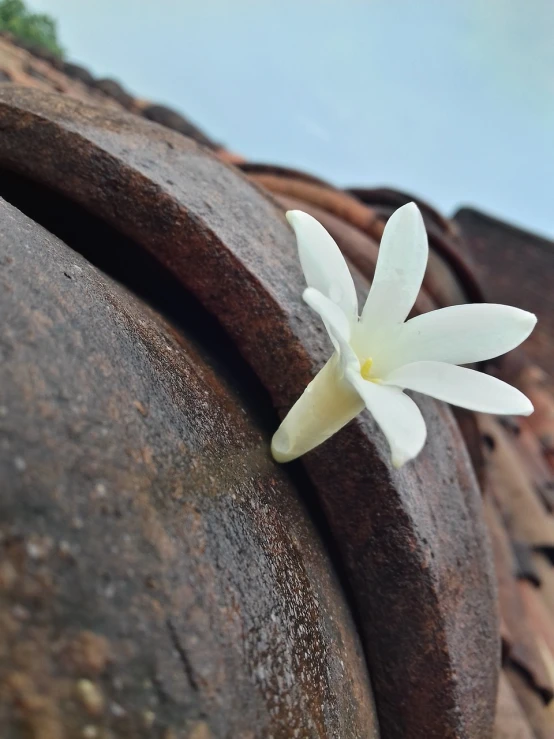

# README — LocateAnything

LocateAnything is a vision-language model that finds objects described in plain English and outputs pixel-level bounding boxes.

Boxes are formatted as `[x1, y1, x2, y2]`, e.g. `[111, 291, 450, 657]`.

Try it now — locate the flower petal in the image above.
[271, 357, 364, 463]
[303, 287, 359, 374]
[346, 370, 427, 468]
[360, 202, 428, 338]
[383, 361, 534, 416]
[376, 303, 537, 375]
[287, 210, 358, 323]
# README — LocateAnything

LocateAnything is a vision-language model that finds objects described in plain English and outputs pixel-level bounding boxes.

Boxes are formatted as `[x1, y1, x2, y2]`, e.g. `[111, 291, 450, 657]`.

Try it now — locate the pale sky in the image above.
[28, 0, 554, 237]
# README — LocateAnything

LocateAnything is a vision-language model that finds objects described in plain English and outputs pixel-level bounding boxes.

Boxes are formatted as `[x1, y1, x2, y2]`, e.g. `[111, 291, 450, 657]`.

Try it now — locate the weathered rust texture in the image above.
[246, 171, 382, 234]
[483, 497, 553, 700]
[518, 581, 554, 681]
[479, 403, 554, 732]
[0, 36, 229, 158]
[248, 172, 481, 305]
[141, 105, 220, 150]
[478, 415, 554, 549]
[92, 78, 135, 109]
[516, 365, 554, 471]
[533, 553, 554, 617]
[502, 417, 554, 512]
[272, 191, 380, 273]
[0, 31, 63, 69]
[493, 674, 534, 739]
[0, 197, 378, 738]
[453, 408, 487, 490]
[62, 61, 95, 85]
[271, 192, 438, 315]
[424, 247, 469, 307]
[0, 37, 128, 113]
[511, 542, 541, 587]
[350, 201, 473, 308]
[506, 665, 554, 739]
[455, 208, 554, 377]
[238, 163, 335, 189]
[0, 87, 499, 738]
[348, 186, 458, 238]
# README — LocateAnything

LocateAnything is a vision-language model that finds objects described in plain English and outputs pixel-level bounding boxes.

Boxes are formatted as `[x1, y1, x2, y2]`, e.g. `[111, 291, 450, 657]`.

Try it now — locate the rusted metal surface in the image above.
[515, 365, 554, 472]
[479, 416, 554, 549]
[92, 78, 135, 109]
[455, 208, 554, 377]
[357, 202, 477, 307]
[535, 552, 554, 606]
[483, 496, 553, 701]
[518, 580, 554, 677]
[3, 45, 554, 739]
[141, 105, 220, 150]
[505, 666, 554, 739]
[478, 391, 554, 738]
[244, 169, 482, 305]
[271, 192, 438, 315]
[246, 171, 382, 235]
[507, 418, 554, 512]
[0, 36, 131, 112]
[0, 36, 228, 157]
[493, 674, 534, 739]
[0, 197, 378, 738]
[0, 86, 499, 738]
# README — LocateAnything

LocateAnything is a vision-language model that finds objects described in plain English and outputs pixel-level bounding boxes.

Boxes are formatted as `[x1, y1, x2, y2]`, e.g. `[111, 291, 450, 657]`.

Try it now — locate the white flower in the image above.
[271, 203, 536, 468]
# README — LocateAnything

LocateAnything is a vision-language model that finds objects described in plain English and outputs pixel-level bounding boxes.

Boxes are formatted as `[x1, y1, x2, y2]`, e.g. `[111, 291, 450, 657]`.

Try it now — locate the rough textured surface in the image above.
[455, 208, 554, 377]
[245, 167, 481, 307]
[0, 196, 378, 738]
[0, 34, 234, 159]
[0, 86, 499, 739]
[4, 38, 553, 739]
[446, 207, 554, 737]
[267, 179, 554, 739]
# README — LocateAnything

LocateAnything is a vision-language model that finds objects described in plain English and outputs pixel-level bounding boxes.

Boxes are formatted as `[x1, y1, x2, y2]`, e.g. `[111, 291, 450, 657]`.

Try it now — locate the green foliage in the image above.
[0, 0, 64, 57]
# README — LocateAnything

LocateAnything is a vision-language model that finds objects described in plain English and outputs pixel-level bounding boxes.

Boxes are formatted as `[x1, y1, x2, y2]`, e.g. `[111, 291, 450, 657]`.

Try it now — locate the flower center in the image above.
[360, 357, 374, 380]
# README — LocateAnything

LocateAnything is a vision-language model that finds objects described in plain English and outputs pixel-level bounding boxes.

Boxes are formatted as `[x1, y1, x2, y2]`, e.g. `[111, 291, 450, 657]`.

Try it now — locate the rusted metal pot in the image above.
[0, 86, 500, 738]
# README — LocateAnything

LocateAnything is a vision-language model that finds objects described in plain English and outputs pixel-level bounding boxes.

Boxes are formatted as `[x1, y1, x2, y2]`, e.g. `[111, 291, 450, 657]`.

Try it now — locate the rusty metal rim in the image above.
[0, 86, 499, 739]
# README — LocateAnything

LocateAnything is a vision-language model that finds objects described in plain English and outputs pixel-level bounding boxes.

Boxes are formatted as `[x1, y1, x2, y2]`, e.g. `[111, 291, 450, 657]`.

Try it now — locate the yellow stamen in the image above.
[361, 357, 373, 380]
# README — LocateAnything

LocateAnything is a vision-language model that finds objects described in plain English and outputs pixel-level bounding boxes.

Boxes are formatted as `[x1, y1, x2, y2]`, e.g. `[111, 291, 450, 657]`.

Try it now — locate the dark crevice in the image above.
[537, 545, 554, 567]
[508, 659, 554, 706]
[0, 168, 366, 649]
[0, 168, 275, 432]
[166, 617, 201, 694]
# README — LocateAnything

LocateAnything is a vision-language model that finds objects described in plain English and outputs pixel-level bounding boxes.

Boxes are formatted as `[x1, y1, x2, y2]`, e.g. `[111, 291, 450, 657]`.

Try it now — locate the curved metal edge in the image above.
[0, 85, 499, 739]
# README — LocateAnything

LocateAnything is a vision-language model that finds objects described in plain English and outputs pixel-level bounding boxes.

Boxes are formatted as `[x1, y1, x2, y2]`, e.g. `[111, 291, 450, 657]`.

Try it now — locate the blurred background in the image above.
[11, 0, 554, 236]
